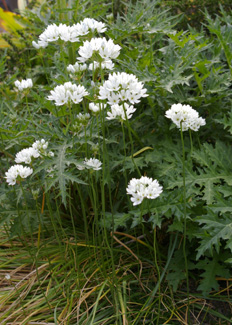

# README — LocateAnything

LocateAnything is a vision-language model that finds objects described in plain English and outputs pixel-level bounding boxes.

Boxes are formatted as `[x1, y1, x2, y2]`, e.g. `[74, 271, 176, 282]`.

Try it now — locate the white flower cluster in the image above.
[15, 147, 40, 164]
[32, 139, 54, 157]
[99, 72, 148, 105]
[32, 19, 107, 49]
[5, 139, 54, 185]
[88, 60, 114, 71]
[47, 82, 89, 106]
[165, 103, 206, 131]
[106, 103, 136, 121]
[14, 78, 33, 91]
[15, 139, 54, 164]
[76, 113, 90, 126]
[5, 165, 33, 185]
[77, 38, 121, 64]
[89, 102, 106, 113]
[84, 158, 102, 170]
[67, 62, 87, 74]
[77, 158, 102, 171]
[126, 176, 163, 206]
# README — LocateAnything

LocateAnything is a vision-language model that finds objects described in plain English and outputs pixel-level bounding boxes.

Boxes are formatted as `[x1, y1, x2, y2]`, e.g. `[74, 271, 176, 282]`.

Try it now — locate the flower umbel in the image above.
[5, 165, 33, 185]
[47, 82, 89, 106]
[32, 19, 107, 49]
[83, 158, 102, 170]
[14, 79, 33, 91]
[77, 37, 121, 63]
[106, 103, 136, 121]
[165, 103, 206, 131]
[126, 176, 163, 206]
[99, 72, 148, 105]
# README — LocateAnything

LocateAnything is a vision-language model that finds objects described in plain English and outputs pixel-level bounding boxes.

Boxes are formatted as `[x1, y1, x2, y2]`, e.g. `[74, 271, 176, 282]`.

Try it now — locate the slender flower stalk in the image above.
[165, 103, 206, 322]
[180, 123, 189, 306]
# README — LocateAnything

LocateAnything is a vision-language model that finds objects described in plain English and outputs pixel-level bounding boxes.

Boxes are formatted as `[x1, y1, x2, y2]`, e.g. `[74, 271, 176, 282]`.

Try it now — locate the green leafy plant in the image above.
[1, 0, 232, 323]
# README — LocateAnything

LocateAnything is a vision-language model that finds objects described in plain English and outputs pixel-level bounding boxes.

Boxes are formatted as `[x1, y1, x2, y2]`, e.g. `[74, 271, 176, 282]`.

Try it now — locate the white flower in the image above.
[106, 103, 136, 121]
[67, 62, 87, 73]
[126, 176, 163, 206]
[5, 165, 33, 185]
[88, 60, 114, 71]
[77, 37, 121, 63]
[15, 147, 40, 164]
[32, 139, 48, 151]
[5, 274, 11, 280]
[81, 18, 107, 33]
[32, 139, 54, 157]
[165, 103, 206, 131]
[14, 79, 33, 91]
[47, 82, 89, 106]
[32, 40, 47, 49]
[32, 19, 107, 49]
[83, 158, 102, 170]
[89, 102, 106, 113]
[58, 23, 72, 42]
[76, 113, 90, 125]
[98, 72, 148, 105]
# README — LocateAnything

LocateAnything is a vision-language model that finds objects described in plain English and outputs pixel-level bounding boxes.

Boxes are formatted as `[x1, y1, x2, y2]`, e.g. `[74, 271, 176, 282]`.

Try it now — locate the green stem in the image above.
[25, 94, 31, 119]
[121, 122, 131, 207]
[180, 124, 190, 320]
[189, 129, 193, 156]
[100, 96, 120, 322]
[57, 0, 68, 21]
[122, 103, 141, 177]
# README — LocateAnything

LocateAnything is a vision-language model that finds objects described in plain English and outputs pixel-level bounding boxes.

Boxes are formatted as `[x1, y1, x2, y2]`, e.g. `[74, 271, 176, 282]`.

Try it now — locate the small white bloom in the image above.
[32, 139, 48, 151]
[5, 165, 33, 185]
[77, 37, 121, 63]
[14, 79, 33, 91]
[88, 60, 114, 71]
[67, 62, 87, 73]
[48, 82, 89, 106]
[76, 113, 91, 125]
[89, 102, 106, 113]
[106, 103, 136, 121]
[165, 103, 206, 131]
[15, 147, 40, 164]
[5, 274, 11, 280]
[126, 176, 163, 206]
[83, 158, 102, 170]
[98, 72, 148, 105]
[32, 19, 107, 49]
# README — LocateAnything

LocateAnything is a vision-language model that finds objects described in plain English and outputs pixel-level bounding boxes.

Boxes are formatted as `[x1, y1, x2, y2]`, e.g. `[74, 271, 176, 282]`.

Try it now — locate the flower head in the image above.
[99, 72, 148, 105]
[5, 165, 33, 185]
[67, 62, 87, 74]
[165, 103, 206, 131]
[126, 176, 163, 206]
[14, 79, 33, 91]
[47, 82, 89, 106]
[88, 60, 114, 71]
[89, 102, 106, 113]
[106, 103, 136, 121]
[83, 158, 102, 170]
[77, 37, 121, 63]
[15, 147, 40, 164]
[32, 19, 107, 49]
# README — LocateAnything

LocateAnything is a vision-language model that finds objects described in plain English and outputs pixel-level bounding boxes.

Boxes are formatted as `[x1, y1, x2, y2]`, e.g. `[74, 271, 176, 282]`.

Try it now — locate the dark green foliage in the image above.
[165, 0, 232, 30]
